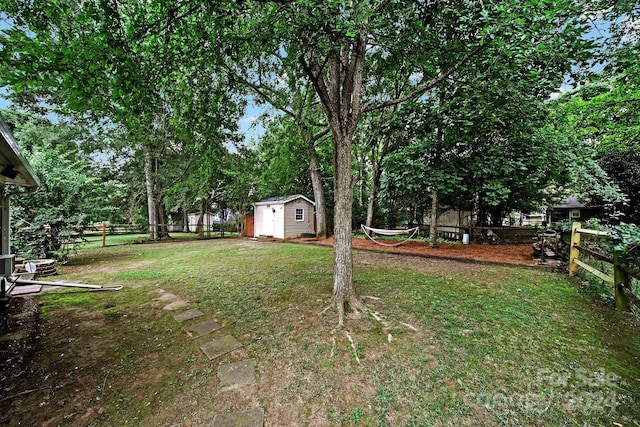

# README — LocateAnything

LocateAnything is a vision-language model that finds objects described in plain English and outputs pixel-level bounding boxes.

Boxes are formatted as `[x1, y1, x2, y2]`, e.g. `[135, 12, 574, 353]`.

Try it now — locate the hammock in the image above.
[361, 224, 420, 247]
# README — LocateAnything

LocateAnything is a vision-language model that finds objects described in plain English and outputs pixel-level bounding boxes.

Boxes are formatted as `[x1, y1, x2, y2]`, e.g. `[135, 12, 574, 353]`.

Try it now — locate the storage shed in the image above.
[253, 195, 316, 239]
[0, 113, 40, 299]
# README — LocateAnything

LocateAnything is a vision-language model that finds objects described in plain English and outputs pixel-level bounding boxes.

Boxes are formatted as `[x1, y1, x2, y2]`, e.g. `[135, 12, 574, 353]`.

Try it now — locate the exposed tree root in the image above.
[331, 292, 368, 327]
[319, 301, 334, 316]
[345, 331, 361, 365]
[323, 293, 422, 336]
[0, 388, 44, 403]
[399, 321, 418, 331]
[319, 295, 425, 366]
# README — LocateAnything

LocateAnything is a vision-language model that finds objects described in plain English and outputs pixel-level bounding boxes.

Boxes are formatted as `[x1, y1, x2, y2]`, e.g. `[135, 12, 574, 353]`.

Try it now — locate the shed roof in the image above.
[255, 194, 315, 206]
[0, 113, 39, 192]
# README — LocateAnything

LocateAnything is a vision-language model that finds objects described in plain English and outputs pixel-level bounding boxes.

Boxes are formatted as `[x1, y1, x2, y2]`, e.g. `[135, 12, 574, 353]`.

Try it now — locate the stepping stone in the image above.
[10, 285, 42, 295]
[188, 319, 222, 337]
[200, 335, 242, 360]
[218, 359, 256, 389]
[155, 293, 178, 302]
[163, 300, 189, 311]
[173, 308, 204, 322]
[211, 408, 264, 427]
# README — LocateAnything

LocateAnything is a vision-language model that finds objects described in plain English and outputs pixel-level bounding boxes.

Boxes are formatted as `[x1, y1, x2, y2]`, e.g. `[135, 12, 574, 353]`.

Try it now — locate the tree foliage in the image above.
[550, 40, 639, 223]
[0, 0, 244, 240]
[0, 0, 629, 323]
[3, 110, 124, 261]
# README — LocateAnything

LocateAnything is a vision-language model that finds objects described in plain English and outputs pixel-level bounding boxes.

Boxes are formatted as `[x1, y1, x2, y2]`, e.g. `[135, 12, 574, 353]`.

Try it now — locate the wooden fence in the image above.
[77, 223, 146, 247]
[80, 223, 147, 236]
[568, 222, 640, 311]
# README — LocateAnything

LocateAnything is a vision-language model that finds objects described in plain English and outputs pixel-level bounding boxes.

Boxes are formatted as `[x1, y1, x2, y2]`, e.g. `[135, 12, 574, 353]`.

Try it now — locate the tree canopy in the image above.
[0, 0, 637, 322]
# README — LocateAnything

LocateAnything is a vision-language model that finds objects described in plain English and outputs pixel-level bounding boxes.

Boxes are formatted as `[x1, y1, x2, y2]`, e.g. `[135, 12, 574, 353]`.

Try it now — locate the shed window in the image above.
[295, 208, 304, 221]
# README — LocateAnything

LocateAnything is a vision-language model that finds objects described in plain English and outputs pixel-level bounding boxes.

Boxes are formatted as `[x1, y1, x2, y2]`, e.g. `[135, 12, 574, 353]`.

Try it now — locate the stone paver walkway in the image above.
[162, 300, 189, 311]
[173, 308, 204, 322]
[200, 334, 243, 360]
[211, 408, 264, 427]
[218, 359, 256, 389]
[188, 319, 222, 337]
[157, 289, 263, 426]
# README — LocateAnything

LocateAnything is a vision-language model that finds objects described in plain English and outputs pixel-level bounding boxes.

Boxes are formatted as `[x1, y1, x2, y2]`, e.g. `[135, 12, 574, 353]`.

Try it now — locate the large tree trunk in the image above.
[183, 208, 190, 233]
[196, 198, 206, 238]
[300, 37, 371, 325]
[330, 130, 366, 325]
[490, 206, 502, 227]
[430, 100, 444, 248]
[144, 147, 158, 241]
[429, 189, 438, 248]
[365, 164, 382, 228]
[307, 143, 328, 238]
[219, 204, 225, 237]
[157, 201, 169, 239]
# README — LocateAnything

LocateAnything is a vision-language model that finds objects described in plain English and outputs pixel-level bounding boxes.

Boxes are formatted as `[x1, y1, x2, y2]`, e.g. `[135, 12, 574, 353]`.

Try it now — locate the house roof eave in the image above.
[0, 114, 40, 193]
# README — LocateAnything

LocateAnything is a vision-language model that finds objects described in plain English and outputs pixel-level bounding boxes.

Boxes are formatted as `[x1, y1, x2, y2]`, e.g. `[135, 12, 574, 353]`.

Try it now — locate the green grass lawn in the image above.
[23, 238, 640, 426]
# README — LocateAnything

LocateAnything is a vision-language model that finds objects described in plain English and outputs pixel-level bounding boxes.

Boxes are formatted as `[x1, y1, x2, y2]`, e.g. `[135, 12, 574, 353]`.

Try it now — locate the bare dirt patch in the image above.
[0, 297, 107, 427]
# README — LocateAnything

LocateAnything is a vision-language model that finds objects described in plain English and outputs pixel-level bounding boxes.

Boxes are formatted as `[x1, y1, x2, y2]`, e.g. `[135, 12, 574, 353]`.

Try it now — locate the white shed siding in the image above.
[283, 200, 315, 238]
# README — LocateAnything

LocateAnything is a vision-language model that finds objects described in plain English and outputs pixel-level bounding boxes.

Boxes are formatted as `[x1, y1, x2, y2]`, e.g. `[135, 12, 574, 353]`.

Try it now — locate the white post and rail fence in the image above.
[569, 222, 640, 311]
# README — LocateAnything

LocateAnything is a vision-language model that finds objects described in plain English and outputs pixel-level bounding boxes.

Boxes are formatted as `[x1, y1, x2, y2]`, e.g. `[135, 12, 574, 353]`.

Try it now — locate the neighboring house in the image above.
[186, 210, 237, 232]
[0, 113, 40, 299]
[548, 196, 603, 224]
[502, 211, 546, 226]
[254, 195, 316, 239]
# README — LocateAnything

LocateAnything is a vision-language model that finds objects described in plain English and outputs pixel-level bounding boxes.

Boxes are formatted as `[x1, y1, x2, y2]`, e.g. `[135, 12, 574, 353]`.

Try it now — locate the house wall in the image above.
[550, 208, 602, 224]
[187, 212, 217, 231]
[283, 200, 315, 238]
[423, 208, 470, 228]
[421, 208, 470, 239]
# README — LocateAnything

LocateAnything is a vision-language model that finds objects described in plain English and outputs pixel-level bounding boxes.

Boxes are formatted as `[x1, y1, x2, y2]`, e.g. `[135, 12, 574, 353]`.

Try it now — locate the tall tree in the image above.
[1, 0, 605, 324]
[210, 0, 601, 324]
[0, 1, 242, 240]
[224, 50, 332, 238]
[549, 41, 640, 223]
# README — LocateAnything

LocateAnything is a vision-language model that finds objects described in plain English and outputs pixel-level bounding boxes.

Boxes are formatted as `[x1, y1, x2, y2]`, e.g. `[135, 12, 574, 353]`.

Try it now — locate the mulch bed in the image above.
[292, 236, 536, 266]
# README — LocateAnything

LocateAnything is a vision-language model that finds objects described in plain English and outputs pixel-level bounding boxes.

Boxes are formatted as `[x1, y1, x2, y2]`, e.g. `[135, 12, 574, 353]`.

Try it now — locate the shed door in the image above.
[262, 206, 274, 236]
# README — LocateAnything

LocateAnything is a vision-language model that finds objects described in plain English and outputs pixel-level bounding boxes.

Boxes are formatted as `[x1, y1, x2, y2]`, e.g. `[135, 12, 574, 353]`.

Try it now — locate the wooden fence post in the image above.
[568, 222, 581, 276]
[102, 222, 106, 248]
[613, 251, 631, 311]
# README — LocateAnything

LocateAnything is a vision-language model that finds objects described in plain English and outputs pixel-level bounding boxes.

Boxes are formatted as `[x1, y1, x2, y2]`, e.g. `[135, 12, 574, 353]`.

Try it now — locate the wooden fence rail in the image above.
[569, 222, 640, 311]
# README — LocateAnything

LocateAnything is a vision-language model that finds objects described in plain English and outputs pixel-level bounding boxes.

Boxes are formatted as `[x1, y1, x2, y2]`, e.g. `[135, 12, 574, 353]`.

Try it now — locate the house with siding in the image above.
[253, 195, 316, 239]
[547, 196, 603, 224]
[0, 113, 40, 299]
